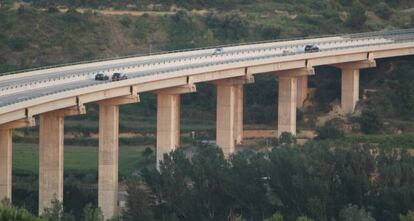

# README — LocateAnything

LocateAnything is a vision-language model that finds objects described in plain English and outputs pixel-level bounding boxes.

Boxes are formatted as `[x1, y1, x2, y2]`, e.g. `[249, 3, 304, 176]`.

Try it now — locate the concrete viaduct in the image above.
[0, 29, 414, 219]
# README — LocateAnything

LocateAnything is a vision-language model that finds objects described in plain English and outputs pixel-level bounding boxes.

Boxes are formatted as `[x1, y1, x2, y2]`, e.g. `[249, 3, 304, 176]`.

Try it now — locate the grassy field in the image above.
[12, 143, 148, 177]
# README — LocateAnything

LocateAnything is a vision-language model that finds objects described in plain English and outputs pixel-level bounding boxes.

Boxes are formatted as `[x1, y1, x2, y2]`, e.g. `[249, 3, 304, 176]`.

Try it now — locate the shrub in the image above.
[346, 2, 367, 28]
[48, 6, 59, 13]
[119, 16, 132, 28]
[297, 216, 314, 221]
[279, 132, 296, 145]
[8, 37, 28, 51]
[0, 199, 44, 221]
[316, 125, 345, 140]
[374, 2, 393, 19]
[400, 210, 414, 221]
[360, 109, 382, 134]
[411, 14, 414, 27]
[264, 212, 284, 221]
[83, 204, 104, 221]
[339, 204, 375, 221]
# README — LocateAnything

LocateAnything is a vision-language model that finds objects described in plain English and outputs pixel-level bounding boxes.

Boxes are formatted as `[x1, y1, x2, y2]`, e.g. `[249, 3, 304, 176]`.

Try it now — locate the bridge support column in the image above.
[337, 60, 376, 114]
[0, 129, 12, 202]
[296, 75, 308, 109]
[156, 94, 180, 167]
[214, 77, 252, 156]
[278, 76, 297, 136]
[216, 82, 235, 156]
[276, 68, 314, 136]
[214, 80, 241, 156]
[0, 118, 35, 202]
[98, 95, 139, 220]
[234, 84, 244, 145]
[155, 84, 196, 169]
[39, 106, 84, 215]
[341, 68, 359, 114]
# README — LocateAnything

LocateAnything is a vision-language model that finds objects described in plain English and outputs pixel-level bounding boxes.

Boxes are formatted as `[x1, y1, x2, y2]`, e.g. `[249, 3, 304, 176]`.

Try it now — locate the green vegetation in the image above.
[1, 0, 414, 220]
[126, 144, 414, 221]
[0, 199, 45, 221]
[400, 210, 414, 221]
[13, 143, 146, 176]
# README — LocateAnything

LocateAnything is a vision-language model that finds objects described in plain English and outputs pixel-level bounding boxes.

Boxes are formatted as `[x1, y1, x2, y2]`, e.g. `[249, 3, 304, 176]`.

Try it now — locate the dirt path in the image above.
[12, 2, 209, 17]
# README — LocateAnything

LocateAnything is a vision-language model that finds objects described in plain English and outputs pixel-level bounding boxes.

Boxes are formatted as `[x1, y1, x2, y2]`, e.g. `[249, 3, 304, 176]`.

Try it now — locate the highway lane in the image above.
[0, 34, 401, 96]
[0, 36, 412, 108]
[1, 29, 408, 90]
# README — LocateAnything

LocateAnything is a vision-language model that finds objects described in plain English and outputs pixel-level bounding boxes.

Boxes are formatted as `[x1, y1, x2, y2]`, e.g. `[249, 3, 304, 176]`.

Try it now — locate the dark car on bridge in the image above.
[304, 44, 320, 53]
[111, 72, 128, 81]
[95, 72, 109, 81]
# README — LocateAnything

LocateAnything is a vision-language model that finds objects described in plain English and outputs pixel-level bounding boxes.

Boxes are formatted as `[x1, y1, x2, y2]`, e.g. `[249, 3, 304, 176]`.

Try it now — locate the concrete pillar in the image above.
[97, 95, 138, 220]
[0, 128, 12, 202]
[99, 102, 119, 220]
[216, 83, 236, 156]
[0, 118, 35, 203]
[278, 76, 297, 136]
[234, 84, 244, 144]
[39, 113, 65, 214]
[336, 60, 375, 114]
[296, 75, 308, 109]
[341, 68, 360, 114]
[156, 94, 180, 168]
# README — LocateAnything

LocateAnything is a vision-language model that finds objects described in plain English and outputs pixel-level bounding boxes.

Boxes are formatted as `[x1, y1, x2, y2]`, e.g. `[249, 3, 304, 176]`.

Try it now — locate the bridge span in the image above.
[1, 29, 414, 219]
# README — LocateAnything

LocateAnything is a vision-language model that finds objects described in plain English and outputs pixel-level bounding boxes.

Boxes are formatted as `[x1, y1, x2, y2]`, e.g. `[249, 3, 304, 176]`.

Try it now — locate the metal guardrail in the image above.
[1, 28, 413, 77]
[1, 35, 413, 107]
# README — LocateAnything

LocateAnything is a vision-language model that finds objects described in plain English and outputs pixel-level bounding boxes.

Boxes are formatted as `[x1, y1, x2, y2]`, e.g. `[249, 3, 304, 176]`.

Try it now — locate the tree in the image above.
[42, 199, 63, 221]
[124, 180, 154, 221]
[316, 125, 344, 140]
[374, 2, 393, 19]
[400, 210, 414, 221]
[142, 147, 154, 162]
[411, 14, 414, 28]
[264, 212, 284, 221]
[339, 204, 376, 221]
[279, 132, 295, 145]
[41, 198, 75, 221]
[297, 216, 314, 221]
[83, 204, 104, 221]
[360, 109, 382, 134]
[346, 1, 367, 29]
[0, 199, 45, 221]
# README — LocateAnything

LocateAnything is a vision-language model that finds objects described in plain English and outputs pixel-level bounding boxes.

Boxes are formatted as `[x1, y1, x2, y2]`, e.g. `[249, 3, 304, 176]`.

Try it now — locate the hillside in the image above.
[1, 1, 414, 220]
[0, 0, 412, 143]
[1, 0, 414, 73]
